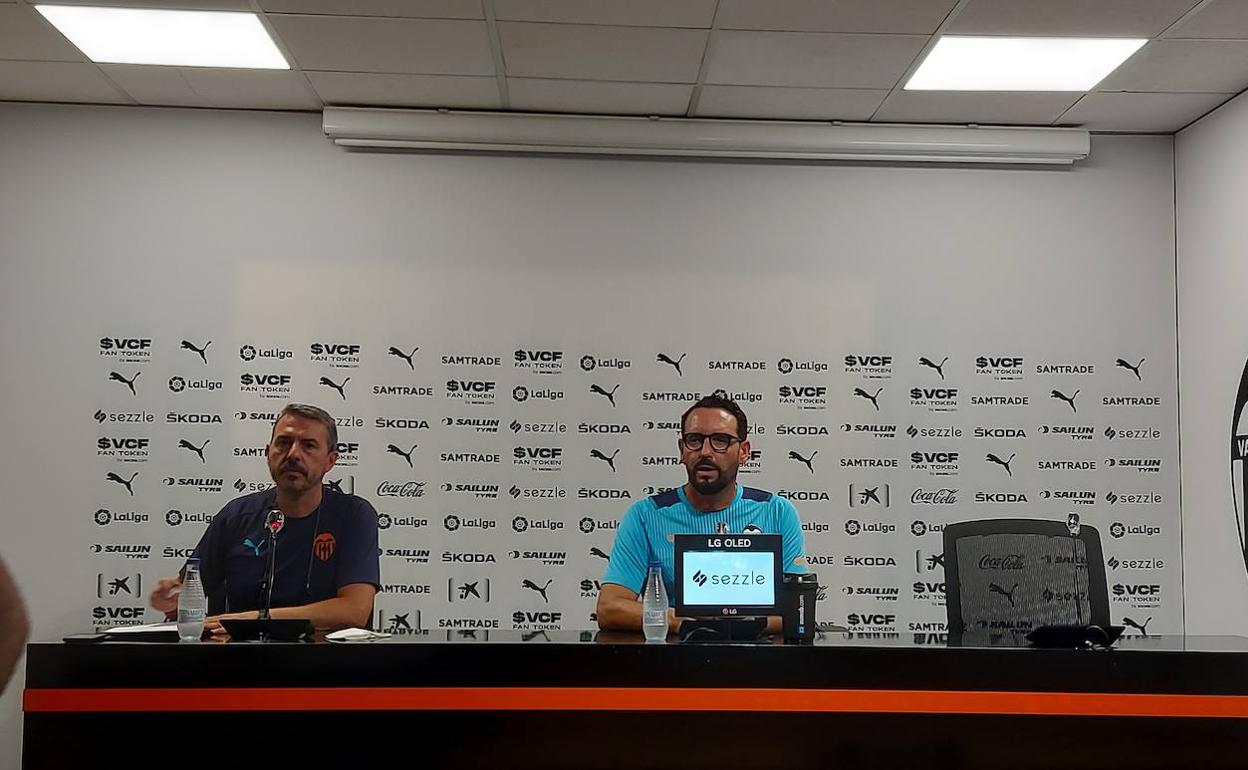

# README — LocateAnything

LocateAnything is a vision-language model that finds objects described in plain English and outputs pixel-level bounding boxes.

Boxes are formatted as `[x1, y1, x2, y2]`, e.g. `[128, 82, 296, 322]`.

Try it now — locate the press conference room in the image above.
[4, 1, 1248, 767]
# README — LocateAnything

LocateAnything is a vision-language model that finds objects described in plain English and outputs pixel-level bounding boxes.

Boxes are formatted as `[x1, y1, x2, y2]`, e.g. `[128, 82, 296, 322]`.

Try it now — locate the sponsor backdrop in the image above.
[0, 104, 1179, 759]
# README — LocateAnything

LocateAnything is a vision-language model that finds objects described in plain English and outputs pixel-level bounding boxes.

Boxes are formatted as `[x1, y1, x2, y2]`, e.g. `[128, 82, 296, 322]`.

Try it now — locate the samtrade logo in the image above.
[179, 339, 211, 364]
[1115, 357, 1145, 381]
[109, 371, 141, 396]
[985, 452, 1015, 476]
[853, 387, 882, 411]
[919, 356, 948, 380]
[656, 352, 687, 376]
[441, 354, 502, 367]
[387, 345, 419, 370]
[1050, 389, 1080, 413]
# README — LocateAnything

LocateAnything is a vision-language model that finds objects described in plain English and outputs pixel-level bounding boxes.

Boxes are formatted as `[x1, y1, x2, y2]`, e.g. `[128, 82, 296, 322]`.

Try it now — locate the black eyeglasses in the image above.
[681, 433, 741, 452]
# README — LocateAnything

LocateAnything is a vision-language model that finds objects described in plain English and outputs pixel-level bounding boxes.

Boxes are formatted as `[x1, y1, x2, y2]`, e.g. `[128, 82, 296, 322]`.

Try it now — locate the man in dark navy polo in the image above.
[150, 403, 379, 635]
[596, 394, 807, 634]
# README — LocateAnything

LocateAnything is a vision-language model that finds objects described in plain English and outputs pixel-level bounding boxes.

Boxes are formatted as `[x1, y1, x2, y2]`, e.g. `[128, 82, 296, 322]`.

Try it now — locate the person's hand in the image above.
[149, 576, 182, 614]
[205, 611, 259, 639]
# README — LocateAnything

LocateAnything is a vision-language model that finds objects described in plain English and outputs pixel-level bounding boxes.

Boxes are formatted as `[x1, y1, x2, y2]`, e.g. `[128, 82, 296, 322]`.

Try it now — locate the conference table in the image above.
[23, 630, 1248, 769]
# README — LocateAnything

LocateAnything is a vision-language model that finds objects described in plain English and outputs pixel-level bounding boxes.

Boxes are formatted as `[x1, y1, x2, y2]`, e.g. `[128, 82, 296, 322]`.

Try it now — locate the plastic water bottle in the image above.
[177, 558, 206, 642]
[642, 561, 669, 643]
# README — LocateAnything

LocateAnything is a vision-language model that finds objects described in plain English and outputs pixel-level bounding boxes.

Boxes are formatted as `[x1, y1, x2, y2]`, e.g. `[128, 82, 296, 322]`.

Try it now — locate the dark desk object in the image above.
[24, 633, 1248, 769]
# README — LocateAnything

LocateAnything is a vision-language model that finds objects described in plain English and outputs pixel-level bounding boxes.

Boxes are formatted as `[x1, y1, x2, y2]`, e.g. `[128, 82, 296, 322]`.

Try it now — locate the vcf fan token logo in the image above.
[314, 532, 336, 561]
[1230, 359, 1248, 577]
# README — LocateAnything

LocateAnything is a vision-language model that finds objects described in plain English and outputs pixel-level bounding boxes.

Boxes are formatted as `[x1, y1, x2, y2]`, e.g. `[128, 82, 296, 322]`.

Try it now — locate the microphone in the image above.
[1066, 512, 1080, 537]
[259, 509, 283, 620]
[1066, 512, 1084, 624]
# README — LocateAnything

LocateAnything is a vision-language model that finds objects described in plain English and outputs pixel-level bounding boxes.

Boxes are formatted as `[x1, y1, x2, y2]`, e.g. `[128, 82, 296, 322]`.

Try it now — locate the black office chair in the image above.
[943, 519, 1109, 645]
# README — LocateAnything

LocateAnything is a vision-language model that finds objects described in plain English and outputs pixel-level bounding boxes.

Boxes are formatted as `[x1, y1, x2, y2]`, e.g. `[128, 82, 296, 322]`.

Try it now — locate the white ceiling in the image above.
[1, 0, 1246, 132]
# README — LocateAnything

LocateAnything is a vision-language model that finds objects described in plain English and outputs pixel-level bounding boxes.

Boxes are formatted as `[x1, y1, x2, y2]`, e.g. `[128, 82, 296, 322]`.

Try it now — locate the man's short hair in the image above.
[273, 403, 338, 449]
[680, 391, 749, 440]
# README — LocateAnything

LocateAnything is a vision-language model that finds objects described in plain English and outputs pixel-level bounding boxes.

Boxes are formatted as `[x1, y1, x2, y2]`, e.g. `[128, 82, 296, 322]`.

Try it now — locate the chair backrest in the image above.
[943, 519, 1108, 641]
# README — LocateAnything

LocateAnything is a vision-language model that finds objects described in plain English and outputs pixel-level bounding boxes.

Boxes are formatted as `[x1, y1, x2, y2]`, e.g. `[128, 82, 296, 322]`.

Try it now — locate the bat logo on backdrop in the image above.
[180, 339, 211, 364]
[590, 449, 620, 472]
[107, 472, 138, 496]
[386, 444, 418, 468]
[854, 387, 883, 411]
[919, 356, 948, 380]
[589, 547, 610, 561]
[178, 439, 209, 463]
[1050, 389, 1080, 413]
[986, 453, 1016, 477]
[1116, 357, 1145, 381]
[788, 450, 817, 474]
[590, 384, 619, 407]
[388, 346, 419, 370]
[522, 579, 552, 603]
[989, 582, 1018, 607]
[319, 376, 349, 401]
[110, 371, 140, 396]
[657, 353, 687, 376]
[1123, 616, 1152, 636]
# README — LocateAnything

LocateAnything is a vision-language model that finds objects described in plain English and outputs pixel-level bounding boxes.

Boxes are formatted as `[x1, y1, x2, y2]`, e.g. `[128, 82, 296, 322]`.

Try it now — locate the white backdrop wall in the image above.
[1176, 90, 1248, 635]
[0, 103, 1179, 766]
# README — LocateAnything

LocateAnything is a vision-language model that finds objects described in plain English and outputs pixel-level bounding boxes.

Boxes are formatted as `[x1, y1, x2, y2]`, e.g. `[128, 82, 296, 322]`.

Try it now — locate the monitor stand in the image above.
[676, 617, 768, 643]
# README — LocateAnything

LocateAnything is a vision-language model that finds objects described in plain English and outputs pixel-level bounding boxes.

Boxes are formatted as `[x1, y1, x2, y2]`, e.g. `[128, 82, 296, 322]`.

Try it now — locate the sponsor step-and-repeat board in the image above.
[92, 338, 1178, 640]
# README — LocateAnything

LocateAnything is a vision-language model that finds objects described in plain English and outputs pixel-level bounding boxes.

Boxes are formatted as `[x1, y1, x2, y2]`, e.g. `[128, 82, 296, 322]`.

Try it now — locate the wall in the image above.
[1176, 90, 1248, 635]
[0, 102, 1178, 766]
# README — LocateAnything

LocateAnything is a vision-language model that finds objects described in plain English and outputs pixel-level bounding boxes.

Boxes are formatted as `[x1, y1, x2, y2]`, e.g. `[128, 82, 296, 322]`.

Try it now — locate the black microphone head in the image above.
[266, 509, 285, 536]
[1066, 512, 1080, 536]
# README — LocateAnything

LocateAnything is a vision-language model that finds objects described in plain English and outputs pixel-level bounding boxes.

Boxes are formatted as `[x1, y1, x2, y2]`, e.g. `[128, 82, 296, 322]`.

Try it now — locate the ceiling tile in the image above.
[949, 0, 1200, 37]
[259, 0, 482, 19]
[37, 0, 252, 8]
[0, 4, 85, 61]
[873, 90, 1083, 124]
[696, 85, 886, 119]
[507, 78, 692, 115]
[0, 61, 126, 103]
[716, 0, 957, 34]
[1166, 0, 1248, 39]
[267, 15, 494, 75]
[98, 64, 200, 105]
[1059, 91, 1232, 131]
[494, 0, 715, 28]
[307, 72, 500, 108]
[102, 65, 319, 109]
[1098, 39, 1248, 92]
[706, 31, 927, 88]
[499, 23, 708, 82]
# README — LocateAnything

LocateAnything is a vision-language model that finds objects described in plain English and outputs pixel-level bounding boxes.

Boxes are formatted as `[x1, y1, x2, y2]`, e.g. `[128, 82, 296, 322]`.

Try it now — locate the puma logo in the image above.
[242, 538, 264, 557]
[989, 582, 1019, 607]
[386, 443, 418, 468]
[107, 471, 138, 496]
[319, 376, 349, 401]
[1122, 616, 1152, 635]
[1115, 357, 1144, 381]
[986, 452, 1015, 476]
[589, 547, 610, 560]
[590, 383, 619, 407]
[109, 371, 140, 396]
[178, 438, 209, 463]
[388, 346, 419, 370]
[788, 450, 817, 474]
[522, 579, 552, 603]
[590, 449, 620, 472]
[180, 339, 211, 364]
[1050, 389, 1079, 413]
[657, 352, 686, 376]
[853, 387, 883, 411]
[919, 356, 948, 380]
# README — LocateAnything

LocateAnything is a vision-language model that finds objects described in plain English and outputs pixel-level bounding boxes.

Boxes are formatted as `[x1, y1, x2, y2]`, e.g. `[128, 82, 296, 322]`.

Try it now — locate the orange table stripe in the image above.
[23, 687, 1248, 718]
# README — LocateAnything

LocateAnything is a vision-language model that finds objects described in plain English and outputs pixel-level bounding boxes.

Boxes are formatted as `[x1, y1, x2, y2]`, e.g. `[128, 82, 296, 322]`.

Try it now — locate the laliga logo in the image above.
[513, 386, 529, 402]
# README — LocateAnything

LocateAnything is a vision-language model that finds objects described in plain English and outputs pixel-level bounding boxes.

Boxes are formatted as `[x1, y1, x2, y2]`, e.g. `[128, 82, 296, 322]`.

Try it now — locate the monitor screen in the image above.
[673, 534, 782, 618]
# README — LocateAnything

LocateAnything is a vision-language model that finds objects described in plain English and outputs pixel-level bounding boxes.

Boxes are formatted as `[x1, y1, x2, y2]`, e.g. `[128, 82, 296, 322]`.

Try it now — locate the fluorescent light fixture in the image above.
[906, 36, 1146, 91]
[323, 108, 1092, 166]
[35, 5, 288, 69]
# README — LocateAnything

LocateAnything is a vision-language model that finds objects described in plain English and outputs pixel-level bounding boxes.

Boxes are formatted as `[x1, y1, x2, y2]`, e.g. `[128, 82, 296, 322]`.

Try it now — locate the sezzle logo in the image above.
[777, 357, 829, 375]
[839, 423, 897, 439]
[578, 517, 619, 534]
[1106, 491, 1163, 505]
[507, 485, 563, 500]
[1105, 426, 1162, 441]
[779, 385, 828, 411]
[512, 516, 564, 533]
[1107, 557, 1166, 571]
[163, 476, 223, 493]
[1105, 457, 1162, 473]
[514, 349, 564, 375]
[97, 437, 150, 463]
[442, 515, 497, 532]
[387, 345, 419, 370]
[99, 337, 152, 363]
[910, 451, 959, 477]
[377, 481, 426, 498]
[844, 354, 893, 380]
[234, 479, 273, 493]
[95, 409, 155, 424]
[918, 356, 949, 380]
[844, 520, 897, 536]
[908, 425, 962, 439]
[580, 354, 631, 372]
[1110, 522, 1162, 539]
[239, 344, 292, 362]
[848, 484, 890, 508]
[911, 488, 957, 505]
[510, 549, 567, 567]
[93, 508, 149, 526]
[443, 417, 499, 434]
[445, 380, 496, 406]
[975, 356, 1024, 381]
[164, 509, 214, 527]
[310, 342, 361, 368]
[512, 446, 563, 472]
[910, 388, 958, 413]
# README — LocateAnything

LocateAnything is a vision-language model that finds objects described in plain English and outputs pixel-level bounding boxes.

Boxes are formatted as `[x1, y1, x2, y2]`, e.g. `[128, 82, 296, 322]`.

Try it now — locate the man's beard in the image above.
[688, 461, 737, 496]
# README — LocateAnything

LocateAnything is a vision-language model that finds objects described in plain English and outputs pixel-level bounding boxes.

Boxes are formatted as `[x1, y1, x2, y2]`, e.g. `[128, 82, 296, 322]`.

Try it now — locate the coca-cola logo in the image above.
[377, 481, 426, 498]
[978, 554, 1025, 570]
[911, 488, 958, 505]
